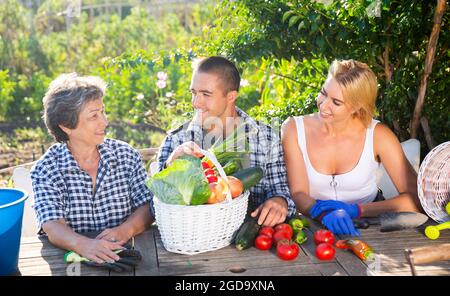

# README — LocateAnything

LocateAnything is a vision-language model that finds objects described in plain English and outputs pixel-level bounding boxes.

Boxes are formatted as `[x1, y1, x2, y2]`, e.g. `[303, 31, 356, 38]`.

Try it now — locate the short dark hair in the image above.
[195, 56, 240, 94]
[42, 73, 106, 142]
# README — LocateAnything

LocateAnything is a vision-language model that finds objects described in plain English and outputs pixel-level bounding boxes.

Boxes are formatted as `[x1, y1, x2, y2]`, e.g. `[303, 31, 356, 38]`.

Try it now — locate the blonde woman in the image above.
[281, 60, 422, 236]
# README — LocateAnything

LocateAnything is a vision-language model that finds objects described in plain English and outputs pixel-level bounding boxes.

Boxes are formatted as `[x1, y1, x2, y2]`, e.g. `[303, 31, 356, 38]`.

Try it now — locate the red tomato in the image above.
[272, 231, 291, 246]
[207, 176, 218, 183]
[259, 226, 275, 238]
[254, 234, 273, 251]
[204, 169, 216, 177]
[201, 161, 211, 170]
[314, 229, 335, 245]
[274, 223, 293, 239]
[315, 243, 335, 261]
[276, 240, 300, 261]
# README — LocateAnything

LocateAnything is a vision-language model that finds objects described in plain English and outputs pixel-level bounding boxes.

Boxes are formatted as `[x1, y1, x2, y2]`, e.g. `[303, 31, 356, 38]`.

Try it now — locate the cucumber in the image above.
[231, 167, 264, 191]
[222, 160, 239, 175]
[235, 218, 261, 251]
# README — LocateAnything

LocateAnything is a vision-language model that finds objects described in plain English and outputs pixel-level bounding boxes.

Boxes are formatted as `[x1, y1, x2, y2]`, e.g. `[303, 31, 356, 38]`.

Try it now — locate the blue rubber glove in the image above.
[321, 209, 360, 236]
[310, 200, 361, 219]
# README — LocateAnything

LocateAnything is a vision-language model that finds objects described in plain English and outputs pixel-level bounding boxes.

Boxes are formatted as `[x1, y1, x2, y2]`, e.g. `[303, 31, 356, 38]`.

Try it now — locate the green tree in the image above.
[198, 0, 450, 148]
[0, 70, 16, 121]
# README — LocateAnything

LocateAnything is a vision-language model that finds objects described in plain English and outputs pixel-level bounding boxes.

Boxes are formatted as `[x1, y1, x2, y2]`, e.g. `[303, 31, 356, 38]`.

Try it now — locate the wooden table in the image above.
[17, 218, 450, 276]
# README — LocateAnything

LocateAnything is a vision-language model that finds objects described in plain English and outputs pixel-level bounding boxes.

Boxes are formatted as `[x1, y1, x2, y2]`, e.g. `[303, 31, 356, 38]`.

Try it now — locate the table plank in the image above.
[155, 239, 308, 263]
[154, 224, 346, 276]
[18, 250, 108, 276]
[187, 264, 323, 276]
[16, 216, 450, 276]
[134, 228, 160, 276]
[304, 217, 369, 276]
[18, 233, 109, 276]
[348, 220, 450, 276]
[156, 240, 310, 275]
[109, 237, 135, 277]
[315, 262, 348, 276]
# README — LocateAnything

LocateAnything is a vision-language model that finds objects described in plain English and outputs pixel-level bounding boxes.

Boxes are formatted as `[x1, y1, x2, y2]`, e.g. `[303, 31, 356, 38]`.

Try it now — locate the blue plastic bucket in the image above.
[0, 188, 28, 276]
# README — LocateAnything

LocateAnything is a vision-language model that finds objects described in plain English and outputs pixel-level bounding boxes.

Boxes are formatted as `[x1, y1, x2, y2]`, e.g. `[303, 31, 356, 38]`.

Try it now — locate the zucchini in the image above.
[231, 167, 264, 191]
[235, 218, 261, 251]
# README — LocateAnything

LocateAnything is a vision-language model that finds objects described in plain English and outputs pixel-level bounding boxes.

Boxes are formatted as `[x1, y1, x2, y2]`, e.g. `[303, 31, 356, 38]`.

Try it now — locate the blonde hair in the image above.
[328, 59, 378, 127]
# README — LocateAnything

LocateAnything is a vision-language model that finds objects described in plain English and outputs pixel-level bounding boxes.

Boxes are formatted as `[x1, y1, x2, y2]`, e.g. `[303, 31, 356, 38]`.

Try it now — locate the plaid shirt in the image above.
[156, 107, 296, 217]
[30, 138, 152, 234]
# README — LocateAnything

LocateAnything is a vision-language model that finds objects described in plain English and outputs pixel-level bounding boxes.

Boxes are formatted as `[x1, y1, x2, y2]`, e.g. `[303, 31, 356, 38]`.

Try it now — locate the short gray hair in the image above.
[42, 73, 107, 142]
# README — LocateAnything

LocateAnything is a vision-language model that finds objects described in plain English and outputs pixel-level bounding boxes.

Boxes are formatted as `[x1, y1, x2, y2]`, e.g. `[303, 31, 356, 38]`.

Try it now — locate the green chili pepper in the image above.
[294, 230, 307, 245]
[300, 217, 310, 228]
[289, 218, 304, 233]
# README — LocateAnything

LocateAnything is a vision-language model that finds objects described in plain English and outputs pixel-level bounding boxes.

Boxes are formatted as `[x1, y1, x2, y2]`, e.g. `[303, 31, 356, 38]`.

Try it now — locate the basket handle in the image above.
[199, 148, 232, 202]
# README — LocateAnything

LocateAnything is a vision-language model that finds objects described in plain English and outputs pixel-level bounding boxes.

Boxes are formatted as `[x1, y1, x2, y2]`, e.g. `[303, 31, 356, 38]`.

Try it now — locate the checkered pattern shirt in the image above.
[156, 107, 296, 218]
[30, 138, 153, 234]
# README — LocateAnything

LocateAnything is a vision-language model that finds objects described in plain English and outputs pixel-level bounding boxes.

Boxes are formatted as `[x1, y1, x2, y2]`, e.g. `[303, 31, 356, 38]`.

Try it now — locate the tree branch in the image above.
[383, 43, 392, 83]
[410, 0, 446, 139]
[420, 117, 436, 150]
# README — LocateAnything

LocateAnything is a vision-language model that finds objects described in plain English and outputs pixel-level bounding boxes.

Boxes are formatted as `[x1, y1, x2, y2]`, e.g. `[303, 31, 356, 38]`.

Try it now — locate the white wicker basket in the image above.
[154, 191, 249, 255]
[154, 148, 249, 255]
[417, 141, 450, 223]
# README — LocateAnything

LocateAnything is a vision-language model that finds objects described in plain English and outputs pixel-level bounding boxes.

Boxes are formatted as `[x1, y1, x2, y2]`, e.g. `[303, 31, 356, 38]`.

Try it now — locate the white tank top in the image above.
[294, 116, 379, 204]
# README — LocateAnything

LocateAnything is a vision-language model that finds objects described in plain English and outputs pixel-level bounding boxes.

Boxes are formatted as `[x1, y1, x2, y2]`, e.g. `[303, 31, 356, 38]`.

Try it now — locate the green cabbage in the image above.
[146, 155, 211, 205]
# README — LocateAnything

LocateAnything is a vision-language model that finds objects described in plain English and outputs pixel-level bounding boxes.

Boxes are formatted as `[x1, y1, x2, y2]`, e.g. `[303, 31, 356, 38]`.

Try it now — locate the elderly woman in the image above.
[31, 73, 154, 264]
[282, 60, 422, 236]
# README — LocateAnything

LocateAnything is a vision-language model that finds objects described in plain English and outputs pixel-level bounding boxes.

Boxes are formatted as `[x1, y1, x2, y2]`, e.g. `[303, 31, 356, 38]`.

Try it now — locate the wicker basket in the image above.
[417, 141, 450, 223]
[154, 190, 249, 255]
[154, 148, 249, 255]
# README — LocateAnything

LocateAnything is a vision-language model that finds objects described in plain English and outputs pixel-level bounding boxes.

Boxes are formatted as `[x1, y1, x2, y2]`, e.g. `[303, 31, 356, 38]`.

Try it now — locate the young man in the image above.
[156, 56, 296, 226]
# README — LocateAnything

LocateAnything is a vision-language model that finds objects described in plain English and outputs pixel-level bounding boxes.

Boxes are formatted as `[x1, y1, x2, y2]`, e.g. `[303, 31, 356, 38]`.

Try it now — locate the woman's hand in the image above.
[77, 238, 124, 264]
[321, 209, 360, 236]
[310, 200, 361, 219]
[96, 226, 132, 246]
[251, 197, 288, 227]
[166, 141, 204, 167]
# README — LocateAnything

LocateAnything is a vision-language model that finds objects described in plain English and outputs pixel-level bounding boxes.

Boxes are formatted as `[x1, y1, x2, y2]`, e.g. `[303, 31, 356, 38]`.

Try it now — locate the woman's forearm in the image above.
[120, 203, 153, 238]
[291, 192, 317, 217]
[43, 220, 90, 254]
[360, 193, 422, 217]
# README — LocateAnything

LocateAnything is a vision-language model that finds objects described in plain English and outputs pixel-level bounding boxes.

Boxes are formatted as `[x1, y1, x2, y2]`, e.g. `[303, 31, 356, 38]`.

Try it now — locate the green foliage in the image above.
[8, 72, 51, 122]
[1, 0, 449, 163]
[199, 0, 450, 146]
[101, 48, 198, 130]
[0, 70, 16, 121]
[0, 0, 36, 75]
[0, 0, 215, 136]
